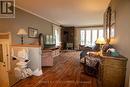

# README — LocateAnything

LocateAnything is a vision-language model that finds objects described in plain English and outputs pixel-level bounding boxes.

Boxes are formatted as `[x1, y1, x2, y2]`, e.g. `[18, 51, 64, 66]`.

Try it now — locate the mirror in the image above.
[104, 7, 111, 43]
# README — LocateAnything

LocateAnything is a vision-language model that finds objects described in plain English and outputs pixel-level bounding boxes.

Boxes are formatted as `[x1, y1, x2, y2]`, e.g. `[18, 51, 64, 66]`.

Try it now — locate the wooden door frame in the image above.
[0, 32, 12, 71]
[0, 32, 12, 87]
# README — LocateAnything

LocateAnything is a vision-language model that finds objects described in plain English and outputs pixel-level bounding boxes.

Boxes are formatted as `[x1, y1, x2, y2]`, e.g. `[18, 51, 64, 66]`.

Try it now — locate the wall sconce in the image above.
[17, 28, 27, 44]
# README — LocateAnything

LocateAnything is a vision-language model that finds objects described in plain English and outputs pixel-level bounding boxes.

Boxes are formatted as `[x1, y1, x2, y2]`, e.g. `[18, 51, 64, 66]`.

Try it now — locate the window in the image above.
[80, 28, 104, 46]
[45, 35, 54, 44]
[80, 30, 85, 45]
[86, 30, 91, 46]
[98, 29, 104, 38]
[92, 30, 97, 46]
[53, 25, 61, 46]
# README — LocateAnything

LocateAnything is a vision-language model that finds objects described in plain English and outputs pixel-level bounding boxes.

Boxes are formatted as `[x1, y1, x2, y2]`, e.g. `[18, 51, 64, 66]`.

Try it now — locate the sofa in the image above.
[42, 47, 61, 66]
[80, 44, 100, 59]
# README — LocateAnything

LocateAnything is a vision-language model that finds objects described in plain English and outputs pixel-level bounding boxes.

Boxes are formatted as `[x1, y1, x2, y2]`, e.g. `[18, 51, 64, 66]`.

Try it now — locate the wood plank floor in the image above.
[13, 51, 97, 87]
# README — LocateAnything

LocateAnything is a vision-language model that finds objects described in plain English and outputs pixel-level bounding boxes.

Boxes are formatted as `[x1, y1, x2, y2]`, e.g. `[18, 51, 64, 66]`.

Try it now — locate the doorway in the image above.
[0, 33, 11, 87]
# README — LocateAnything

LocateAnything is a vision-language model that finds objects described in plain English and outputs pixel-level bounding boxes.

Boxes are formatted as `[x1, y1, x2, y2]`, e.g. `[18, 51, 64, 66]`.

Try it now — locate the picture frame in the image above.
[28, 27, 38, 38]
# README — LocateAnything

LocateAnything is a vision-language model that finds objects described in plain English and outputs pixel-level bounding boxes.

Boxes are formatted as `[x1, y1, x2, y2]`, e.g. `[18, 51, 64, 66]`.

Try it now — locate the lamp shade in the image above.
[96, 37, 106, 45]
[17, 29, 27, 35]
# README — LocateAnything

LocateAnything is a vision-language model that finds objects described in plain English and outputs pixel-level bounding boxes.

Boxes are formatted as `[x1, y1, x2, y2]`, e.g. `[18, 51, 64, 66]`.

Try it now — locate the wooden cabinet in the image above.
[99, 56, 127, 87]
[61, 26, 74, 49]
[89, 52, 127, 87]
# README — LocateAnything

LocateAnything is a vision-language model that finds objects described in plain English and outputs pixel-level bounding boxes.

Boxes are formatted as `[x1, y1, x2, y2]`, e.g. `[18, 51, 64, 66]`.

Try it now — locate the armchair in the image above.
[80, 44, 100, 59]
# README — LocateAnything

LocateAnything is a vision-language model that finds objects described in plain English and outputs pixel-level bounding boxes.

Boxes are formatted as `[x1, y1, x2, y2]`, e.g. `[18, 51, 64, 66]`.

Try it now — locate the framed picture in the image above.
[28, 27, 38, 38]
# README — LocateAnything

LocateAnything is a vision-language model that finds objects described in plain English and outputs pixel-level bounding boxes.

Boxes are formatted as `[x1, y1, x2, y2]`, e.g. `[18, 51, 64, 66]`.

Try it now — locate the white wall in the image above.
[109, 0, 130, 87]
[74, 28, 80, 49]
[0, 8, 53, 44]
[129, 75, 130, 87]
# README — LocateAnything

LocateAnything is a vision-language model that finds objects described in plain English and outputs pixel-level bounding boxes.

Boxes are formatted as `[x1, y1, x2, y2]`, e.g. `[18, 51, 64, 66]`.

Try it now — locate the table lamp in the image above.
[96, 37, 106, 55]
[17, 28, 27, 44]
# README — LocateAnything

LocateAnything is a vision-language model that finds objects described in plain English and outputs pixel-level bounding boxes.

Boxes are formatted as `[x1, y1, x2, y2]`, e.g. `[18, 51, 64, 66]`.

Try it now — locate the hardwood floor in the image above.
[13, 51, 97, 87]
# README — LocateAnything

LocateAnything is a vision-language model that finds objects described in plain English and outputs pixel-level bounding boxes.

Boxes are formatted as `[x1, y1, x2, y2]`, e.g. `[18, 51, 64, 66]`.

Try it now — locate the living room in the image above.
[0, 0, 130, 87]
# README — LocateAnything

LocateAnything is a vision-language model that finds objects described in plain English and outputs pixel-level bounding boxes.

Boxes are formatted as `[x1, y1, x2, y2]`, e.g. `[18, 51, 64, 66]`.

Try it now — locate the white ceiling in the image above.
[16, 0, 110, 26]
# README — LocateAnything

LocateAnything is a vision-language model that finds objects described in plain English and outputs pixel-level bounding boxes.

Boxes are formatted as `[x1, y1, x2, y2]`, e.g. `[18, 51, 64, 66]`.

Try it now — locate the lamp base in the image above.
[100, 50, 103, 56]
[21, 35, 24, 44]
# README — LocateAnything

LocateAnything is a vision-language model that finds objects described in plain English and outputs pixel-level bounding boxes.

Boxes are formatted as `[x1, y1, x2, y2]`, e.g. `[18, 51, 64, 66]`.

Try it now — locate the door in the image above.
[0, 40, 9, 87]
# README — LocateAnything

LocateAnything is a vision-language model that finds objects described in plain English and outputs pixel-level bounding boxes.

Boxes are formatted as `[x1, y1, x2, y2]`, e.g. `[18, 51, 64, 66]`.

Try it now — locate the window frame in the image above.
[80, 28, 104, 46]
